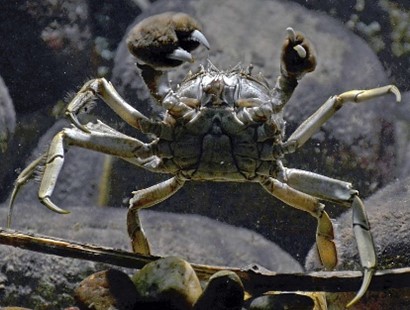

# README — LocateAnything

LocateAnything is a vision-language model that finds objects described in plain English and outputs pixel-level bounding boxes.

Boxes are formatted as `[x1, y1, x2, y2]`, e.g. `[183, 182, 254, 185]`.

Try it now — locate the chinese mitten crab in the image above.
[8, 12, 401, 307]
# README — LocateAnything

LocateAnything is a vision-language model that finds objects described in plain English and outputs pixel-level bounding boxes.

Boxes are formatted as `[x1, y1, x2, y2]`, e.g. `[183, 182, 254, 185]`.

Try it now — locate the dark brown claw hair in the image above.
[280, 29, 317, 79]
[127, 12, 210, 70]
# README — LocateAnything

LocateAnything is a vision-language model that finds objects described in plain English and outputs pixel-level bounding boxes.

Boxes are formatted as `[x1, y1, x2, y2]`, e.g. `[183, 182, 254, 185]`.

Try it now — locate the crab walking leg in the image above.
[65, 78, 164, 135]
[259, 177, 337, 270]
[7, 154, 46, 227]
[347, 196, 376, 308]
[283, 85, 401, 151]
[26, 124, 160, 215]
[282, 168, 376, 308]
[127, 176, 185, 254]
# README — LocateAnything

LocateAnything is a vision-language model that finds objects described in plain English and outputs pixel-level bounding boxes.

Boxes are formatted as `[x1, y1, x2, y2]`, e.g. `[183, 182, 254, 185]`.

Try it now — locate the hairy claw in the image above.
[127, 12, 209, 70]
[281, 27, 316, 78]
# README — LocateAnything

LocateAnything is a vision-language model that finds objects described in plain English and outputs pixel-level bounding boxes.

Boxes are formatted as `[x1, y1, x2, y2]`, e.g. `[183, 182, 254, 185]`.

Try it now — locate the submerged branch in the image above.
[1, 228, 409, 295]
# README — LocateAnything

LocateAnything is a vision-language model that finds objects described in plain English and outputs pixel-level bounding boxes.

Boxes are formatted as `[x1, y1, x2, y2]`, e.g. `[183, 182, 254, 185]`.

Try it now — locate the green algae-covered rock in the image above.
[132, 256, 202, 310]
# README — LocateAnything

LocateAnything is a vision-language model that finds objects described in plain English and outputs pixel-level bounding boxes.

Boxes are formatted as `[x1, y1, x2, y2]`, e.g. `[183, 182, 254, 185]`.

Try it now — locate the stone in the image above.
[0, 75, 15, 153]
[193, 270, 244, 310]
[132, 256, 202, 310]
[74, 269, 138, 310]
[0, 75, 16, 200]
[247, 293, 317, 310]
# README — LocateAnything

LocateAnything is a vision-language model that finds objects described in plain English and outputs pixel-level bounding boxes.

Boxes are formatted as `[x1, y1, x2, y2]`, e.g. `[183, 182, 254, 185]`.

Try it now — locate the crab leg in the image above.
[259, 176, 337, 270]
[283, 85, 401, 152]
[8, 122, 163, 222]
[281, 168, 376, 308]
[270, 27, 317, 108]
[7, 154, 47, 227]
[127, 176, 185, 254]
[65, 78, 167, 137]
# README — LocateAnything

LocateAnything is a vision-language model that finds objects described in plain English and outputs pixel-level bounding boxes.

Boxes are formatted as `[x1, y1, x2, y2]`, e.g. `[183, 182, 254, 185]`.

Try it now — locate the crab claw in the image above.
[281, 27, 316, 79]
[127, 12, 210, 70]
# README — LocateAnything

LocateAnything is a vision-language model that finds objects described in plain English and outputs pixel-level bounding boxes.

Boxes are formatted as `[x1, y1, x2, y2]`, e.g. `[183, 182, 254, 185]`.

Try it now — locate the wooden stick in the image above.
[1, 228, 409, 294]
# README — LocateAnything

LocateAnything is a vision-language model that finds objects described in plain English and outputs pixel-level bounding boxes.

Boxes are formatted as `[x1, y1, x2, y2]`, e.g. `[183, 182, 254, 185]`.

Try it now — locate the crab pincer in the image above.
[126, 12, 210, 70]
[281, 27, 316, 79]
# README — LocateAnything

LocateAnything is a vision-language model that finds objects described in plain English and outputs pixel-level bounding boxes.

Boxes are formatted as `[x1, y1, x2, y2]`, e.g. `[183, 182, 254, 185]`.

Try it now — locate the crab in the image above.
[7, 12, 401, 307]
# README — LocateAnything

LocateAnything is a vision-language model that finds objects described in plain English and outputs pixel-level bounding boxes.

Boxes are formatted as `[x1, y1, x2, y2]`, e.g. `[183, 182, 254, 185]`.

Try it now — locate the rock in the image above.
[247, 292, 318, 310]
[0, 1, 92, 113]
[392, 91, 410, 179]
[305, 176, 410, 308]
[74, 269, 138, 310]
[0, 204, 301, 308]
[0, 75, 15, 152]
[0, 75, 16, 201]
[132, 256, 202, 310]
[193, 270, 244, 310]
[0, 245, 100, 309]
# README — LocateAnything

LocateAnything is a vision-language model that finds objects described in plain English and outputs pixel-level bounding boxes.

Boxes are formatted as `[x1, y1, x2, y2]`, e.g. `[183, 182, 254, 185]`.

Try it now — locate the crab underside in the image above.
[7, 11, 402, 308]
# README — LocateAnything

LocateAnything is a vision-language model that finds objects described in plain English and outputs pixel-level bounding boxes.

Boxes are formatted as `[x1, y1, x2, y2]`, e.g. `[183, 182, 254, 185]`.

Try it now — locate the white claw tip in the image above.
[191, 29, 210, 50]
[167, 47, 194, 63]
[286, 27, 296, 42]
[293, 44, 307, 58]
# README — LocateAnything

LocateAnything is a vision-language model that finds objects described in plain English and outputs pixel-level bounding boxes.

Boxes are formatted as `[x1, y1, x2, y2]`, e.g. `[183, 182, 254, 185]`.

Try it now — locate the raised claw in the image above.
[127, 12, 210, 70]
[286, 28, 307, 59]
[281, 27, 316, 78]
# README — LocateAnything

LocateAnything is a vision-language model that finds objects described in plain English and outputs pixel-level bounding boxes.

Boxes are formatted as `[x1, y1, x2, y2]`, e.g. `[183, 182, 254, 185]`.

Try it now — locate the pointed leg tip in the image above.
[345, 268, 374, 308]
[391, 85, 401, 102]
[41, 197, 70, 214]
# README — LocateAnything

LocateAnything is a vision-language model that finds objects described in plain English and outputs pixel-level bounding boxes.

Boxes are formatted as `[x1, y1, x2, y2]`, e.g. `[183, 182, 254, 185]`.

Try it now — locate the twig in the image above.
[1, 228, 409, 295]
